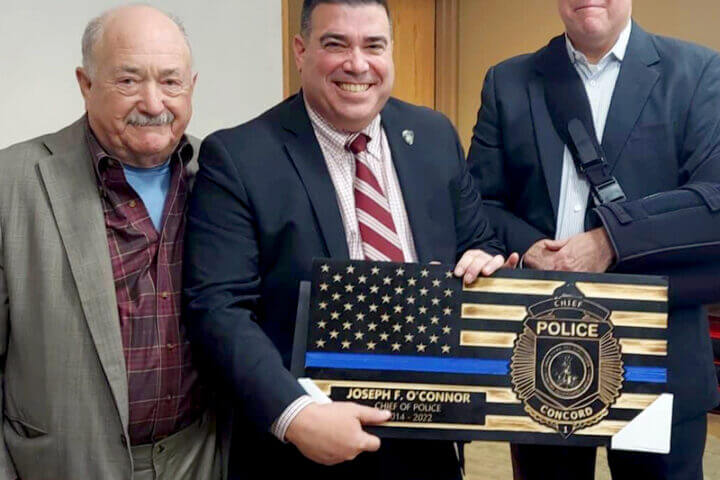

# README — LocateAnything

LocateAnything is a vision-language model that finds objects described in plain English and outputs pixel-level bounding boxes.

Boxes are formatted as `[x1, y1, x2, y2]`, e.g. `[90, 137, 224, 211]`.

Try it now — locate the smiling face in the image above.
[294, 3, 394, 132]
[558, 0, 632, 53]
[76, 6, 196, 167]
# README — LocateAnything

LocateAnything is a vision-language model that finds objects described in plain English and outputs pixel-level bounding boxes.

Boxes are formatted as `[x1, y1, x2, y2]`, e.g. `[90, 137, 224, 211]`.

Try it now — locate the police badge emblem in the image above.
[511, 284, 624, 438]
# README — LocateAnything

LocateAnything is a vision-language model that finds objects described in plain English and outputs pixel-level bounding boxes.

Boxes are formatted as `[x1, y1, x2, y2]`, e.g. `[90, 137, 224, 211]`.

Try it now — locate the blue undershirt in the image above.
[122, 160, 172, 231]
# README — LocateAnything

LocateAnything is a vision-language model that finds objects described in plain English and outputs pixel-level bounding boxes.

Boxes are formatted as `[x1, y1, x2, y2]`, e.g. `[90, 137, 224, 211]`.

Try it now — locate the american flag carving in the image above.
[295, 259, 669, 445]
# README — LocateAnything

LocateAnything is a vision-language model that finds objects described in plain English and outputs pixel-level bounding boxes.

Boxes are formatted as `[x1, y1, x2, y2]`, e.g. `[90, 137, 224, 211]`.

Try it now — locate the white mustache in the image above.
[126, 110, 175, 126]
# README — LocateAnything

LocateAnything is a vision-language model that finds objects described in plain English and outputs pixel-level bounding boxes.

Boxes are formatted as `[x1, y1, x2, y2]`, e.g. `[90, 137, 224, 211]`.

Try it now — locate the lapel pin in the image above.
[402, 129, 414, 146]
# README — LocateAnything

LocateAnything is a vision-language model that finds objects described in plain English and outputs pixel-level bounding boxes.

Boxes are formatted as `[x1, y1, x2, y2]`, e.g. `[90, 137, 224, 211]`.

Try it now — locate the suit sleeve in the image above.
[467, 66, 548, 255]
[0, 221, 18, 479]
[448, 115, 506, 259]
[183, 134, 305, 432]
[594, 55, 720, 305]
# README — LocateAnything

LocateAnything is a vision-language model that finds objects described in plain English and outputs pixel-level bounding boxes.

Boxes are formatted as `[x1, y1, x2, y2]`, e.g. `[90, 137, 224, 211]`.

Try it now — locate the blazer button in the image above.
[120, 434, 128, 447]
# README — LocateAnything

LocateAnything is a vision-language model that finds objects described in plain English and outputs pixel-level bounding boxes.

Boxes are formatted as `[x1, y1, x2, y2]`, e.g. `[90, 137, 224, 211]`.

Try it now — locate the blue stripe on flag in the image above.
[624, 366, 667, 383]
[305, 353, 668, 384]
[305, 352, 509, 375]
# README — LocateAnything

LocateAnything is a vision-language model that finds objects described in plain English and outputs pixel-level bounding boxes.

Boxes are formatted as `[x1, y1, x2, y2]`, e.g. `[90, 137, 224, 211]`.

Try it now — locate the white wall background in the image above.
[0, 0, 284, 149]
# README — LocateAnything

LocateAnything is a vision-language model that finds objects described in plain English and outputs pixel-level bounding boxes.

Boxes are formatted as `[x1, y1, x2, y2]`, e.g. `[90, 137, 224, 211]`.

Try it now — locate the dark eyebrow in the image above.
[319, 33, 348, 43]
[365, 36, 388, 45]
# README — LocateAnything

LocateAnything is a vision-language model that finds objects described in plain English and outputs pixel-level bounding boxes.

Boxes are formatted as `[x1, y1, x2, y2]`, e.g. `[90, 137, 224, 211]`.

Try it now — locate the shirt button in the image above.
[156, 444, 165, 454]
[161, 291, 169, 299]
[590, 80, 597, 87]
[120, 434, 128, 447]
[166, 394, 173, 401]
[129, 200, 137, 208]
[167, 343, 176, 350]
[574, 204, 582, 212]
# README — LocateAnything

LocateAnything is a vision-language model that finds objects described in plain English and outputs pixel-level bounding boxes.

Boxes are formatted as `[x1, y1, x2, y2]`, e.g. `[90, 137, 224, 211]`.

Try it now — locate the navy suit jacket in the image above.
[184, 93, 504, 478]
[468, 23, 720, 424]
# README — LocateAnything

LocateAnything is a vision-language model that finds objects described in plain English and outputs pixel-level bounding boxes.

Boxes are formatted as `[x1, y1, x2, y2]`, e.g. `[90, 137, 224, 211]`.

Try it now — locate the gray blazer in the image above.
[0, 119, 217, 479]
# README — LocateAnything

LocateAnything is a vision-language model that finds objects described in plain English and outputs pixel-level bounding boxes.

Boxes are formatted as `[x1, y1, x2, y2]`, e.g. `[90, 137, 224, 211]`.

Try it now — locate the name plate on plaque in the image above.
[291, 260, 669, 448]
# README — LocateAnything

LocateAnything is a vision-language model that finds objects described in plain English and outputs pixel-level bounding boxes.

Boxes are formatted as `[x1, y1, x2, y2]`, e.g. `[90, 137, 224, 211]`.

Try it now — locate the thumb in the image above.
[359, 432, 382, 452]
[355, 405, 392, 425]
[504, 252, 520, 269]
[544, 238, 568, 251]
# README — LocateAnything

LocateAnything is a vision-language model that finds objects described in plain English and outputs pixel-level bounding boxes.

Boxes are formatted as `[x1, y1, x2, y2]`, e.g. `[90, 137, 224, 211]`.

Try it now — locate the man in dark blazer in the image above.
[183, 0, 516, 478]
[468, 0, 720, 479]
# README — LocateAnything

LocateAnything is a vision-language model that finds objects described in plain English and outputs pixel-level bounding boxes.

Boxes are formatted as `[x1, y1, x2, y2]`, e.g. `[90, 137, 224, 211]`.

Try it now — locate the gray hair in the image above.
[81, 5, 192, 77]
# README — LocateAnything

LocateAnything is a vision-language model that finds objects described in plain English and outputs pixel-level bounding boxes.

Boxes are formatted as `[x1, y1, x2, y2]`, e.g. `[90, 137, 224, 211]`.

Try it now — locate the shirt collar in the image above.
[565, 19, 632, 69]
[305, 100, 383, 159]
[84, 116, 193, 185]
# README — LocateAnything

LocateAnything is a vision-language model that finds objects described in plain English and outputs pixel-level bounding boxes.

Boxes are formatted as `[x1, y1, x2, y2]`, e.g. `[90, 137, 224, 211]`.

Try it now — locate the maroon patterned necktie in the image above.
[346, 134, 404, 262]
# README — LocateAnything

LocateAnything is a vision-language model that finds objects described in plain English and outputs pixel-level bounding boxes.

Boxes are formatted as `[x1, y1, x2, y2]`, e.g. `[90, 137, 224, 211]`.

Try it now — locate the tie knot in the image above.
[346, 134, 370, 155]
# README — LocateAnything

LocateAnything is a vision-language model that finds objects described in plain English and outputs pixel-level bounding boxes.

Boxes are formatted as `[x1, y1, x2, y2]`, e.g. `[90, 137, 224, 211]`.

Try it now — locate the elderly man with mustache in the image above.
[0, 5, 225, 479]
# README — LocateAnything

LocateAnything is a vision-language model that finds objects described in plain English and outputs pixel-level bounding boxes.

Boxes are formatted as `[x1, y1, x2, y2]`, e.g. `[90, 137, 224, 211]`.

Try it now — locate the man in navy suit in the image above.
[468, 0, 720, 478]
[183, 1, 517, 478]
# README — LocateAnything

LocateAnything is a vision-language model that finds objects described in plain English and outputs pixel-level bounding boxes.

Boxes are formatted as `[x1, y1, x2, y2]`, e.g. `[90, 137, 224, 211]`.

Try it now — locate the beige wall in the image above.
[458, 0, 720, 152]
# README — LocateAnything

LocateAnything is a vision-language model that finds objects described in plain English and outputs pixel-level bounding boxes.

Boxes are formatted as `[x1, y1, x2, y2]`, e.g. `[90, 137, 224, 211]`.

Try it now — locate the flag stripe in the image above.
[460, 331, 517, 348]
[464, 278, 566, 295]
[305, 352, 667, 383]
[575, 282, 668, 301]
[619, 338, 667, 356]
[461, 304, 528, 321]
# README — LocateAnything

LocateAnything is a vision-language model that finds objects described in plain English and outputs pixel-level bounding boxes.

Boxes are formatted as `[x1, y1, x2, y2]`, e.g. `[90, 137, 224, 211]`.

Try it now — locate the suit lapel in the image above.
[530, 36, 571, 220]
[38, 123, 129, 429]
[601, 24, 660, 171]
[282, 96, 349, 259]
[380, 102, 436, 262]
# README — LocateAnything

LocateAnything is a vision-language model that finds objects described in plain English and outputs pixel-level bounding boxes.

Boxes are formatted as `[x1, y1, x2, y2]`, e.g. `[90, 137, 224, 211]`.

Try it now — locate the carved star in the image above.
[368, 322, 378, 331]
[444, 289, 453, 298]
[345, 284, 354, 293]
[404, 334, 414, 343]
[330, 311, 340, 320]
[395, 267, 405, 276]
[329, 330, 339, 339]
[319, 283, 329, 292]
[383, 276, 392, 285]
[344, 303, 353, 311]
[430, 316, 440, 325]
[343, 321, 352, 330]
[319, 302, 328, 310]
[405, 315, 415, 324]
[416, 343, 427, 353]
[381, 295, 391, 304]
[317, 321, 327, 329]
[354, 331, 365, 340]
[316, 339, 326, 348]
[420, 269, 429, 278]
[418, 306, 428, 314]
[432, 279, 441, 287]
[406, 296, 415, 304]
[346, 265, 356, 274]
[417, 324, 427, 333]
[321, 264, 330, 273]
[392, 323, 402, 332]
[394, 286, 405, 295]
[370, 285, 379, 294]
[341, 340, 351, 349]
[356, 313, 365, 321]
[431, 298, 440, 306]
[333, 274, 342, 283]
[332, 293, 341, 301]
[358, 275, 367, 284]
[441, 345, 451, 354]
[443, 307, 452, 316]
[369, 304, 378, 312]
[379, 332, 389, 341]
[445, 271, 453, 279]
[381, 313, 391, 322]
[367, 341, 377, 351]
[442, 326, 451, 334]
[356, 293, 366, 302]
[429, 334, 439, 344]
[419, 288, 429, 296]
[393, 305, 404, 314]
[407, 278, 417, 286]
[391, 343, 401, 352]
[371, 266, 380, 275]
